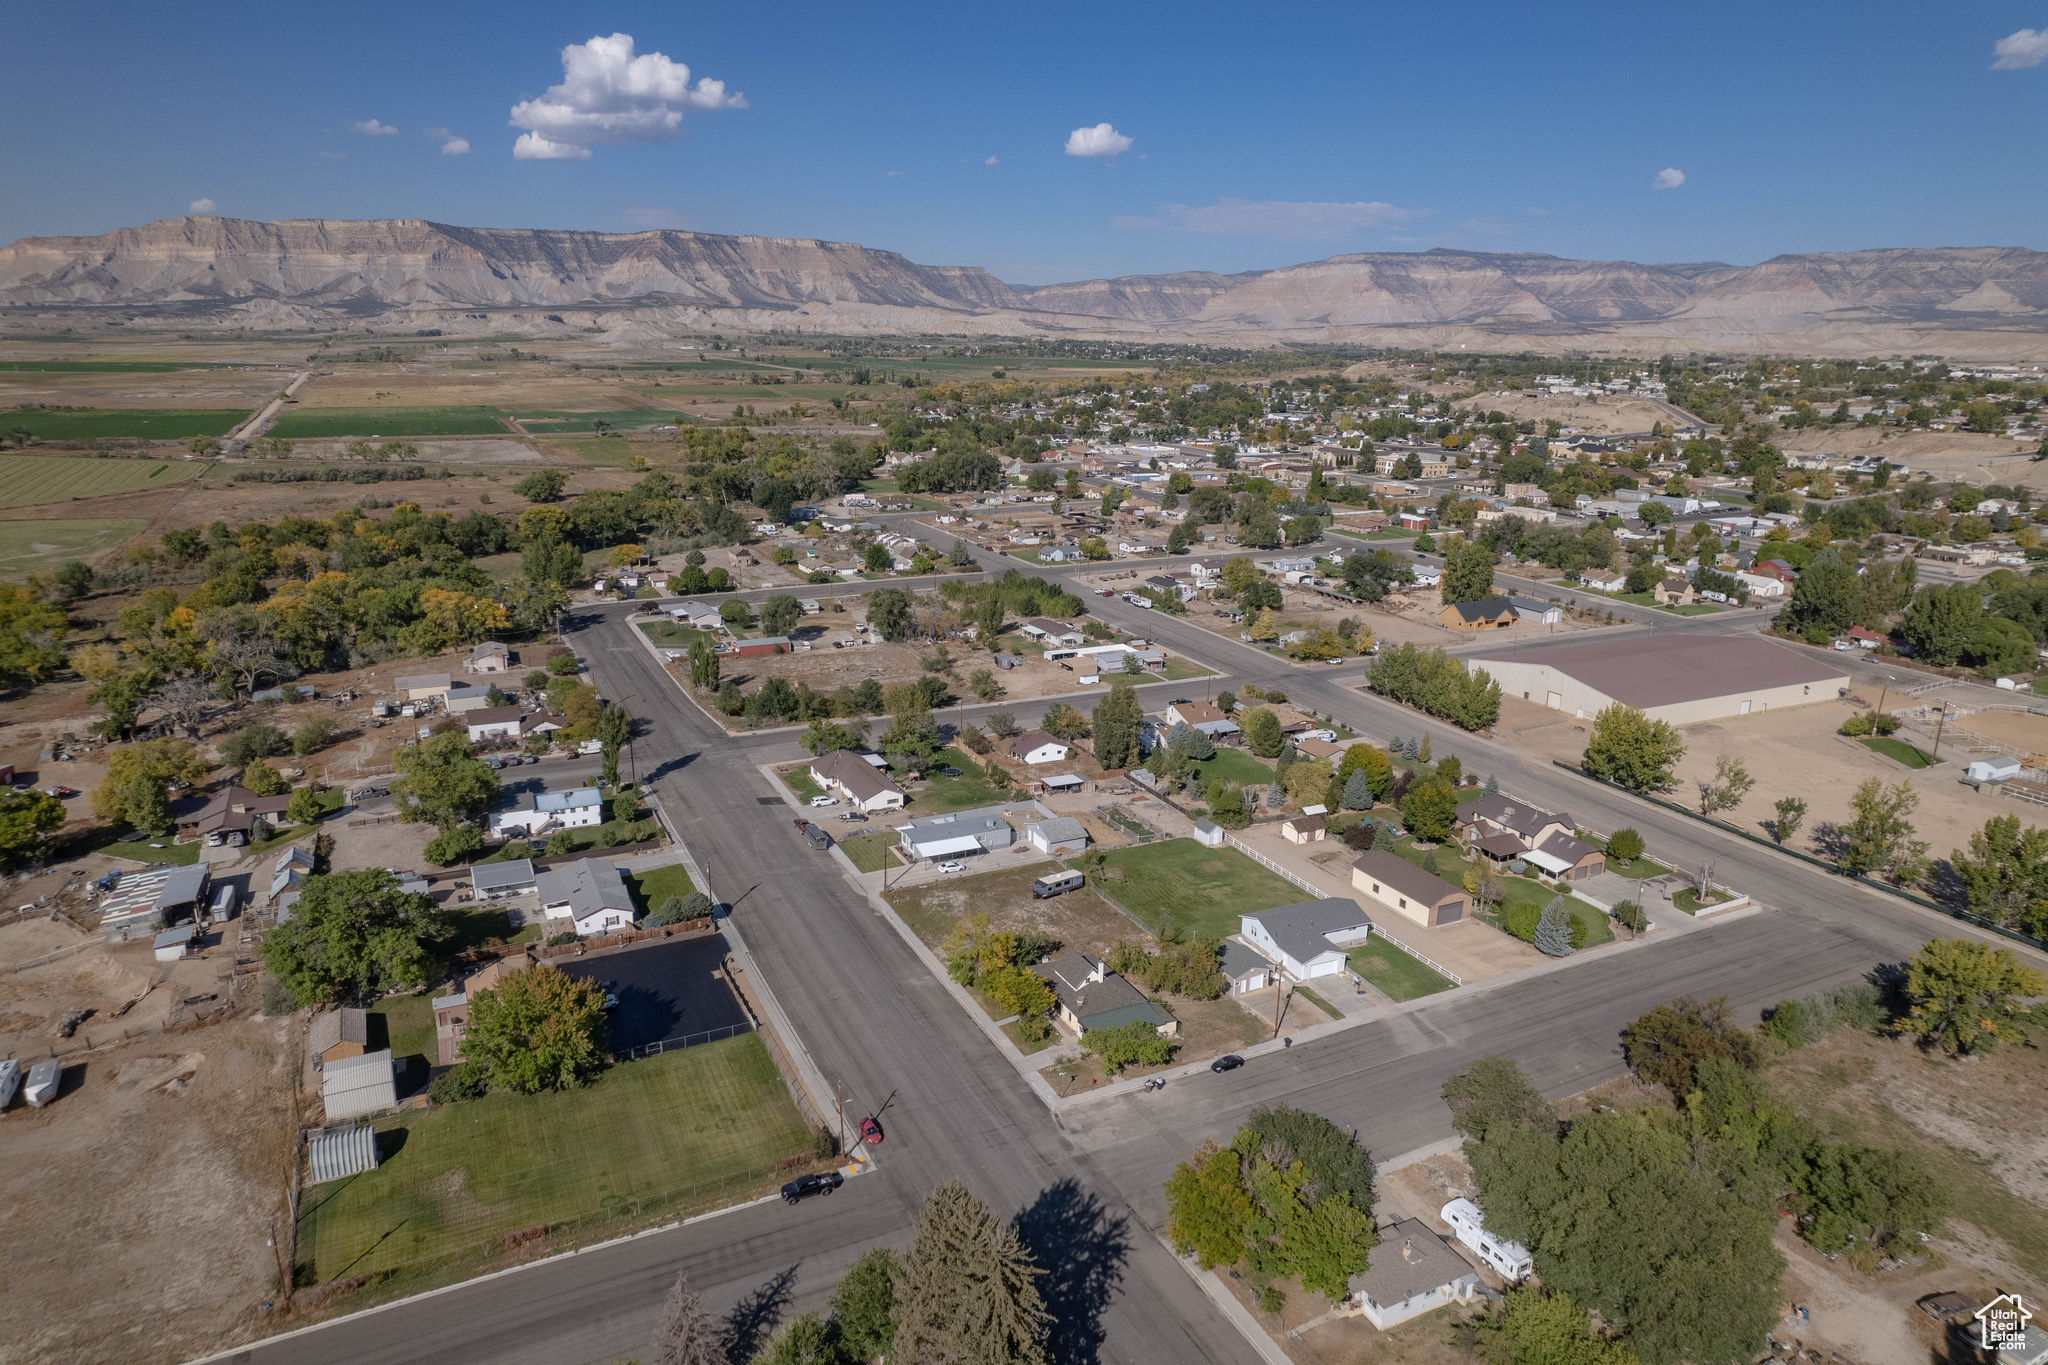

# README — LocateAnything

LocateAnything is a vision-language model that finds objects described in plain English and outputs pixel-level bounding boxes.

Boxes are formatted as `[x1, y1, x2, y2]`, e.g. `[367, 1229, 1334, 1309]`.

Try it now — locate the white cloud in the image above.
[513, 132, 592, 161]
[350, 118, 400, 136]
[188, 198, 217, 215]
[1064, 123, 1132, 158]
[424, 126, 452, 139]
[1653, 167, 1686, 190]
[441, 138, 471, 155]
[1110, 197, 1424, 240]
[886, 169, 905, 177]
[1992, 27, 2048, 68]
[509, 32, 743, 159]
[985, 155, 999, 166]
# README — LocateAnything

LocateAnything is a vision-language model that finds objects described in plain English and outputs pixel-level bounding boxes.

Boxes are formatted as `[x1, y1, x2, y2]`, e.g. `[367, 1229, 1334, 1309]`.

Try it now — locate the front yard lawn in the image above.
[1675, 885, 1732, 914]
[296, 1035, 812, 1285]
[623, 862, 699, 916]
[1189, 747, 1276, 790]
[1347, 943, 1455, 1001]
[1859, 735, 1936, 769]
[637, 621, 717, 649]
[1492, 873, 1612, 947]
[1086, 839, 1305, 940]
[776, 764, 824, 804]
[1614, 591, 1721, 616]
[1158, 656, 1215, 681]
[838, 830, 895, 873]
[909, 751, 1015, 813]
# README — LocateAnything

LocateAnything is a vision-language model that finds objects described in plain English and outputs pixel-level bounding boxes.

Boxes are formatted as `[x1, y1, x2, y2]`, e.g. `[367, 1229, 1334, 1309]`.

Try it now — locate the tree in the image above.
[220, 722, 290, 767]
[1694, 755, 1755, 815]
[92, 741, 208, 828]
[595, 703, 631, 790]
[1783, 548, 1859, 639]
[1621, 995, 1758, 1095]
[521, 535, 584, 590]
[0, 788, 65, 869]
[1242, 706, 1284, 758]
[687, 637, 720, 691]
[1338, 743, 1393, 799]
[261, 869, 450, 1005]
[1441, 539, 1498, 604]
[1090, 679, 1145, 770]
[514, 470, 567, 503]
[1899, 582, 1982, 667]
[1897, 936, 2048, 1056]
[392, 732, 501, 833]
[891, 1180, 1050, 1365]
[243, 759, 289, 797]
[1532, 897, 1574, 957]
[761, 594, 802, 637]
[1165, 1139, 1258, 1269]
[866, 587, 912, 641]
[1083, 1017, 1175, 1072]
[423, 825, 482, 865]
[1441, 1055, 1550, 1142]
[1605, 827, 1644, 862]
[1949, 814, 2048, 932]
[125, 775, 172, 836]
[651, 1272, 722, 1365]
[1340, 770, 1373, 810]
[1476, 1288, 1639, 1365]
[460, 963, 609, 1092]
[1771, 797, 1807, 846]
[285, 783, 326, 825]
[647, 891, 713, 926]
[1839, 777, 1928, 884]
[1581, 704, 1685, 792]
[976, 594, 1007, 648]
[293, 714, 337, 756]
[829, 1247, 899, 1364]
[1400, 778, 1460, 842]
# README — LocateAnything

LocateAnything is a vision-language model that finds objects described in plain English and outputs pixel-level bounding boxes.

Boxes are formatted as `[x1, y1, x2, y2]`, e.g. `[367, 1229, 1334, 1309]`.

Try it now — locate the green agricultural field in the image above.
[268, 406, 510, 438]
[1085, 838, 1304, 940]
[512, 409, 682, 433]
[295, 1034, 811, 1284]
[3, 408, 249, 441]
[0, 453, 208, 509]
[0, 517, 148, 579]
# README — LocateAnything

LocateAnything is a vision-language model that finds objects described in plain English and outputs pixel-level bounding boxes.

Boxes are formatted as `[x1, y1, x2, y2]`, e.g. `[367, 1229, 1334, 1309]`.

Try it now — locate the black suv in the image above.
[781, 1171, 844, 1204]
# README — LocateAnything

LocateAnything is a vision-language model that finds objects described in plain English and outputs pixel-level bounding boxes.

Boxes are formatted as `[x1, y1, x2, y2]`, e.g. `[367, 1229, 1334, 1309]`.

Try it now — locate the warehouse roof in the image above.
[1469, 634, 1845, 711]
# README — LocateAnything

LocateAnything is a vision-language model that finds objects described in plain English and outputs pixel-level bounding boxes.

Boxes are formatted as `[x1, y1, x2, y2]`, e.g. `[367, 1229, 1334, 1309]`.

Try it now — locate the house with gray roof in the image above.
[898, 806, 1016, 861]
[1218, 940, 1275, 995]
[471, 858, 538, 900]
[1024, 816, 1089, 856]
[1351, 850, 1470, 928]
[535, 857, 635, 937]
[490, 786, 604, 839]
[809, 749, 907, 813]
[1032, 950, 1178, 1038]
[1239, 898, 1374, 980]
[1346, 1219, 1480, 1328]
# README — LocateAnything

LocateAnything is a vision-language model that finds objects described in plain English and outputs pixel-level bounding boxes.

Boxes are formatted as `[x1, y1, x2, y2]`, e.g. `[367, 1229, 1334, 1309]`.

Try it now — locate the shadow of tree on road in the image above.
[720, 1262, 797, 1364]
[1014, 1179, 1129, 1365]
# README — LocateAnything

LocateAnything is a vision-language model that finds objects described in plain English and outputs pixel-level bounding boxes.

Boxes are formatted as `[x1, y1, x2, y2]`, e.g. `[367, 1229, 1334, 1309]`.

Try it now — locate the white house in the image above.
[1732, 572, 1788, 598]
[810, 749, 907, 812]
[1410, 566, 1442, 588]
[1164, 700, 1240, 737]
[1579, 568, 1626, 593]
[465, 705, 526, 743]
[1025, 816, 1090, 856]
[1441, 1199, 1532, 1281]
[1010, 731, 1072, 765]
[535, 857, 636, 937]
[1238, 898, 1373, 980]
[1345, 1219, 1481, 1329]
[490, 786, 603, 839]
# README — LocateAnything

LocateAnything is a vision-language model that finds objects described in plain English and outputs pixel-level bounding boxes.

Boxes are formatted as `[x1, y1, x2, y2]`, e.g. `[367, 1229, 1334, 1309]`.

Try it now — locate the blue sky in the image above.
[4, 1, 2045, 284]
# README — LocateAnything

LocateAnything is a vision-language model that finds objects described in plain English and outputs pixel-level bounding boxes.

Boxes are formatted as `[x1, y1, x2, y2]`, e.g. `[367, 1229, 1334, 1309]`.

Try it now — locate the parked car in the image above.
[1211, 1054, 1245, 1073]
[41, 786, 76, 798]
[837, 811, 866, 822]
[859, 1116, 884, 1146]
[781, 1171, 844, 1204]
[938, 861, 965, 874]
[809, 795, 837, 808]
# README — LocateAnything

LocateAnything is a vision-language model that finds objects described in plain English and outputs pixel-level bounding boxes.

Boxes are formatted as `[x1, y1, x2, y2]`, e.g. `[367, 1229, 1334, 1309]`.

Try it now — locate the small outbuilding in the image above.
[308, 1126, 382, 1183]
[1191, 818, 1225, 847]
[1351, 849, 1470, 928]
[1280, 813, 1327, 844]
[152, 925, 197, 961]
[472, 858, 538, 900]
[321, 1050, 397, 1121]
[308, 1007, 370, 1066]
[1025, 816, 1090, 856]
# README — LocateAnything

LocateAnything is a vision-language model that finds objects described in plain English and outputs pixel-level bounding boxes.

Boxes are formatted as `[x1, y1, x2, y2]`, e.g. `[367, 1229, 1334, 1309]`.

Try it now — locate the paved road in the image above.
[240, 538, 2039, 1365]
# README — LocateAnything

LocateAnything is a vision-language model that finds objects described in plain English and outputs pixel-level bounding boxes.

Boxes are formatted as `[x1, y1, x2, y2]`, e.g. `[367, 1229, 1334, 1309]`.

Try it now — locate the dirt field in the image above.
[0, 923, 295, 1365]
[1492, 691, 2010, 872]
[280, 436, 550, 467]
[1774, 425, 2048, 496]
[291, 368, 663, 413]
[1466, 390, 1676, 437]
[0, 367, 290, 411]
[1941, 706, 2048, 765]
[1164, 578, 1613, 660]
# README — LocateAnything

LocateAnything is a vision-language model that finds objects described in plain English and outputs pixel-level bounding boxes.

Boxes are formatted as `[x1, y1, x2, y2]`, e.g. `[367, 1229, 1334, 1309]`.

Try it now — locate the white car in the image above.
[938, 861, 966, 874]
[808, 795, 837, 808]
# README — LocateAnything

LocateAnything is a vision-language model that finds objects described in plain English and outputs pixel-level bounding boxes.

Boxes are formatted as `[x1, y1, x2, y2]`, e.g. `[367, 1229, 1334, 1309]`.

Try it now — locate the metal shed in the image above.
[308, 1125, 382, 1183]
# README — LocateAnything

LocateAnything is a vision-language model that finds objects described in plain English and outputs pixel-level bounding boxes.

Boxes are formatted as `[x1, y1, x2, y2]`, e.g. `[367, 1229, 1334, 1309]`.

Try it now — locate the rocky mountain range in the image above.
[5, 215, 2047, 357]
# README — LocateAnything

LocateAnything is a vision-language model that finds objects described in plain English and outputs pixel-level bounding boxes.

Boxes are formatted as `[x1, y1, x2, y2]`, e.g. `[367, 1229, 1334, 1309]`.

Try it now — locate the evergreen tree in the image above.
[830, 1247, 899, 1363]
[1265, 779, 1286, 810]
[1242, 706, 1285, 758]
[1533, 897, 1575, 957]
[892, 1180, 1050, 1365]
[1441, 539, 1499, 604]
[595, 703, 631, 790]
[1484, 773, 1500, 795]
[1341, 770, 1373, 810]
[1091, 679, 1145, 770]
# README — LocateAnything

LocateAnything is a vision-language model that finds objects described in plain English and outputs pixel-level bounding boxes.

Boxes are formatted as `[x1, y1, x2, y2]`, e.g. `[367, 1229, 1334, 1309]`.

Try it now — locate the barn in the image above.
[1467, 634, 1849, 725]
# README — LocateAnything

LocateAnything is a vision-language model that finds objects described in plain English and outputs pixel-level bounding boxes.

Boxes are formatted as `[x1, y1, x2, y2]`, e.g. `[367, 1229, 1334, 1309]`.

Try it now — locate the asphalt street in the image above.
[239, 533, 2039, 1365]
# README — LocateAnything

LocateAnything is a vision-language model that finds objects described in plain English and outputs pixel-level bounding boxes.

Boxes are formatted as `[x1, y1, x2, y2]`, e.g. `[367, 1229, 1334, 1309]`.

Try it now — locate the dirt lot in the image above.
[291, 368, 663, 413]
[0, 929, 295, 1365]
[1774, 424, 2048, 496]
[887, 862, 1147, 962]
[1942, 706, 2048, 765]
[282, 436, 551, 467]
[1492, 691, 2013, 871]
[0, 367, 290, 411]
[1462, 390, 1676, 438]
[1164, 578, 1613, 660]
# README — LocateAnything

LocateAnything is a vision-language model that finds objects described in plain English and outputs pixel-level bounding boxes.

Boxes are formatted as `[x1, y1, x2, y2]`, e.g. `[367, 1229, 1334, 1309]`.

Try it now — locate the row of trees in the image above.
[1366, 644, 1503, 731]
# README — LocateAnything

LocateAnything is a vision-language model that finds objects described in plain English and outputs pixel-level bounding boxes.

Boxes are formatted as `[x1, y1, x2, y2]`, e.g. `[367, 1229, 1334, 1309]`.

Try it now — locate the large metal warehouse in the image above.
[1468, 634, 1850, 725]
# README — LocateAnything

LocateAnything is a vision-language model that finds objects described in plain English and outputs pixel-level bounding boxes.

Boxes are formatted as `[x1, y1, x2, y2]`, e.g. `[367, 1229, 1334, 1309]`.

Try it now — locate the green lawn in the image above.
[88, 834, 200, 865]
[623, 862, 699, 916]
[838, 830, 896, 873]
[510, 409, 681, 433]
[1293, 986, 1344, 1020]
[367, 991, 438, 1067]
[1158, 656, 1215, 681]
[296, 1035, 811, 1284]
[441, 904, 530, 955]
[1614, 591, 1720, 616]
[269, 406, 509, 438]
[1085, 839, 1305, 939]
[1493, 874, 1612, 947]
[1603, 853, 1671, 879]
[1859, 735, 1936, 769]
[910, 753, 1014, 813]
[1327, 526, 1420, 542]
[1348, 943, 1455, 1001]
[1189, 748, 1276, 790]
[637, 621, 718, 649]
[0, 453, 208, 509]
[776, 764, 825, 803]
[1, 408, 249, 441]
[0, 517, 149, 579]
[1674, 886, 1733, 914]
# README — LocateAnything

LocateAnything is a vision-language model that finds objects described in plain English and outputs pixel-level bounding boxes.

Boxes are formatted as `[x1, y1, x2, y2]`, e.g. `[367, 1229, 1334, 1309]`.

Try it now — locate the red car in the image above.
[859, 1116, 884, 1147]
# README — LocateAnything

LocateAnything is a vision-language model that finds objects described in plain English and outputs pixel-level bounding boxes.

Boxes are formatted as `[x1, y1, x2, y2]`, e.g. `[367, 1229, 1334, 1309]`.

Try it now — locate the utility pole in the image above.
[1931, 703, 1949, 762]
[1271, 973, 1288, 1037]
[1876, 674, 1894, 720]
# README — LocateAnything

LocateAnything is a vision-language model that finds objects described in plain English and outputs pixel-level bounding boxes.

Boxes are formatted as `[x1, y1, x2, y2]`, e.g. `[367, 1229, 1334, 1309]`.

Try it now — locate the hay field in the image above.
[0, 408, 249, 440]
[0, 517, 149, 577]
[294, 370, 661, 411]
[0, 453, 209, 508]
[268, 406, 511, 438]
[0, 367, 286, 409]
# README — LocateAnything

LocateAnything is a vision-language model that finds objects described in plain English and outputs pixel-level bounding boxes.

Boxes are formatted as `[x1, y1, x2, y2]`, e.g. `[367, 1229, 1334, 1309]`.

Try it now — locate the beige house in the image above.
[1280, 814, 1327, 844]
[1652, 576, 1696, 606]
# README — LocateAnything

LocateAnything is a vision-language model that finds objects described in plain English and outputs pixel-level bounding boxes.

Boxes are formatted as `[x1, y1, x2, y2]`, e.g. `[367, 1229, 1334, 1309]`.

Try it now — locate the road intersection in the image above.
[234, 532, 2032, 1365]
